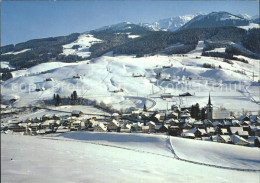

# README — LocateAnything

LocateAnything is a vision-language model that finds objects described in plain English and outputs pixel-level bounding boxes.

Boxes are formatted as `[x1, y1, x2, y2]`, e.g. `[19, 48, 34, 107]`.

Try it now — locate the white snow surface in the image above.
[62, 34, 102, 58]
[1, 61, 15, 69]
[1, 132, 260, 183]
[2, 49, 31, 55]
[238, 23, 259, 30]
[206, 47, 226, 53]
[1, 50, 259, 112]
[128, 34, 140, 39]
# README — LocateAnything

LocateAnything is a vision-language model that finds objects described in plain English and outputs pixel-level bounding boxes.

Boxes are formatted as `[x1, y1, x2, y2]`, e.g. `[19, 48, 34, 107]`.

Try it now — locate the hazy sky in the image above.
[1, 1, 259, 46]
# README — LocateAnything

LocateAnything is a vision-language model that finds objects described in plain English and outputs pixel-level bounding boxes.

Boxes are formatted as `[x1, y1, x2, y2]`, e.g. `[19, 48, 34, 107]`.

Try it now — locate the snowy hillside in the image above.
[181, 11, 250, 30]
[1, 45, 259, 112]
[2, 133, 260, 183]
[62, 34, 102, 58]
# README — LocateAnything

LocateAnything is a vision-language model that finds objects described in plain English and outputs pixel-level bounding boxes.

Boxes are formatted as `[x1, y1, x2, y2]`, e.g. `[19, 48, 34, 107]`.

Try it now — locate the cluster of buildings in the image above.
[1, 95, 260, 147]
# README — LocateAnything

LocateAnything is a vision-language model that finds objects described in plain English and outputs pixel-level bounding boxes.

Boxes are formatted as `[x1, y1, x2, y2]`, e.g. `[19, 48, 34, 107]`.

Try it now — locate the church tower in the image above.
[206, 93, 213, 121]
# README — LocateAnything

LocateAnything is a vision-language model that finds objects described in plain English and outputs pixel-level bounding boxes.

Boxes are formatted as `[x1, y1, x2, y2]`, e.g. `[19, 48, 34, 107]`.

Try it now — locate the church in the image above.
[206, 94, 231, 122]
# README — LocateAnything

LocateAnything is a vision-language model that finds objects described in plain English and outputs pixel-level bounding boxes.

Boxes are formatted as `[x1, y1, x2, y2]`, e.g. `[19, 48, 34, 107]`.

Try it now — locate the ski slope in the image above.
[2, 133, 260, 183]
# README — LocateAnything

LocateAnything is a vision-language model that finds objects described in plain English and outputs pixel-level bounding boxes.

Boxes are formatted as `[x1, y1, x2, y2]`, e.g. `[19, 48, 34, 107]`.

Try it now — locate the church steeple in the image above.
[206, 93, 213, 121]
[208, 93, 212, 105]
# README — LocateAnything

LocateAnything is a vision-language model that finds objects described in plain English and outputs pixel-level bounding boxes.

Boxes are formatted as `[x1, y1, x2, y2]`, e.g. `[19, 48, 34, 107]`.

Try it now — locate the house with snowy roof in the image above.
[231, 134, 249, 146]
[147, 121, 156, 132]
[206, 127, 216, 136]
[107, 119, 120, 132]
[72, 110, 83, 117]
[220, 128, 229, 135]
[120, 123, 132, 133]
[149, 112, 161, 123]
[167, 112, 178, 120]
[142, 126, 149, 133]
[132, 122, 143, 132]
[56, 126, 70, 133]
[193, 121, 204, 128]
[93, 123, 107, 132]
[183, 122, 193, 129]
[182, 127, 202, 138]
[230, 127, 249, 138]
[155, 123, 168, 133]
[212, 135, 231, 143]
[168, 126, 181, 136]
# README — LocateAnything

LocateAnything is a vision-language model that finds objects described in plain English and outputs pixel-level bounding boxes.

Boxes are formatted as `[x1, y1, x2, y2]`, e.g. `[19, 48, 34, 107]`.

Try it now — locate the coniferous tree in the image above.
[55, 94, 61, 106]
[143, 104, 147, 112]
[71, 91, 78, 105]
[201, 108, 206, 120]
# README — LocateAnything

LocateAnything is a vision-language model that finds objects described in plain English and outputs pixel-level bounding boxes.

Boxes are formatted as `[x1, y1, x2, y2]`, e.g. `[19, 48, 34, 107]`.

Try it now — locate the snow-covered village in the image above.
[2, 93, 260, 147]
[1, 1, 260, 183]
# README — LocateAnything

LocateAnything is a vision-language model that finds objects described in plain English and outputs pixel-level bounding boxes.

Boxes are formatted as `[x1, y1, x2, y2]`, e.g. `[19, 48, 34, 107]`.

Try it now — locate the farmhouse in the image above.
[120, 123, 132, 133]
[93, 123, 107, 132]
[107, 119, 120, 132]
[72, 110, 83, 117]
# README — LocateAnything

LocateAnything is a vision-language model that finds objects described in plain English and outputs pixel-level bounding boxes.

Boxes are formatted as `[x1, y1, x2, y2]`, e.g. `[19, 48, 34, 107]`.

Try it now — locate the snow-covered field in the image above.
[2, 132, 260, 183]
[62, 34, 102, 58]
[1, 37, 259, 112]
[1, 61, 15, 69]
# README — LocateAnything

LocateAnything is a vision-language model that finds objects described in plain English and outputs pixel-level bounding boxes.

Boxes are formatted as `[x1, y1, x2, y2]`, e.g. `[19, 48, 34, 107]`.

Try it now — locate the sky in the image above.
[1, 1, 259, 46]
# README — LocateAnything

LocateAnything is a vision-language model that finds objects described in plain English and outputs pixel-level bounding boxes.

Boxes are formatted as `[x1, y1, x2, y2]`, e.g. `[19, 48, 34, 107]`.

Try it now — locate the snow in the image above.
[1, 46, 259, 112]
[1, 133, 260, 183]
[220, 14, 242, 21]
[128, 35, 140, 39]
[1, 61, 15, 69]
[188, 41, 205, 55]
[206, 47, 226, 53]
[143, 13, 204, 31]
[2, 49, 31, 55]
[238, 23, 259, 30]
[10, 61, 89, 78]
[62, 34, 102, 58]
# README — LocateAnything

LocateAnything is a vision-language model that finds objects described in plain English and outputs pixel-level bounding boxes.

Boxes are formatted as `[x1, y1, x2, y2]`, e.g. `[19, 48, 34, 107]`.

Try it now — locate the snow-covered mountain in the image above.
[181, 11, 251, 30]
[89, 22, 154, 34]
[237, 13, 252, 20]
[140, 13, 204, 31]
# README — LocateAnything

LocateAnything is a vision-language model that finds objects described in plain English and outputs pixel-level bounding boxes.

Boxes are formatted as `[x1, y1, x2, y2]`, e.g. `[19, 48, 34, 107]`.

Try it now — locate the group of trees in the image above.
[242, 28, 260, 55]
[190, 103, 200, 120]
[190, 103, 208, 121]
[53, 94, 62, 106]
[71, 91, 78, 105]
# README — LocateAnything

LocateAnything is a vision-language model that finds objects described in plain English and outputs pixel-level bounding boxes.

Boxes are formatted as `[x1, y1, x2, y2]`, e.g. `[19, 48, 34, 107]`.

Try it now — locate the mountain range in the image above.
[141, 12, 258, 31]
[1, 11, 259, 77]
